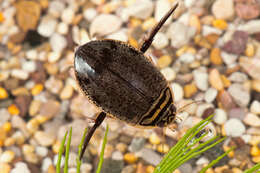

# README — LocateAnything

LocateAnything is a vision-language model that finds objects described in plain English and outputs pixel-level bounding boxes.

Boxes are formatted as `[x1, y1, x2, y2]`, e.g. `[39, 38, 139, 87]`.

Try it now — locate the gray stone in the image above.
[137, 148, 162, 166]
[100, 159, 124, 173]
[228, 83, 250, 107]
[128, 138, 145, 152]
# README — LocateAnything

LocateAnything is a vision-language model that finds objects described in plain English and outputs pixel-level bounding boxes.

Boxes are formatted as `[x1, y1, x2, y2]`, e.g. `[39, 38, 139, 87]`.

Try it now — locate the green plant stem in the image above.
[64, 127, 72, 173]
[244, 162, 260, 173]
[96, 125, 109, 173]
[77, 128, 88, 173]
[56, 130, 68, 173]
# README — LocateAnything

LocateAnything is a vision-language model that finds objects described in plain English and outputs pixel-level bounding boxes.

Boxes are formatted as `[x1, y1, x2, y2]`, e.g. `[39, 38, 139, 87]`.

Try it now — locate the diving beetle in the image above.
[74, 4, 179, 159]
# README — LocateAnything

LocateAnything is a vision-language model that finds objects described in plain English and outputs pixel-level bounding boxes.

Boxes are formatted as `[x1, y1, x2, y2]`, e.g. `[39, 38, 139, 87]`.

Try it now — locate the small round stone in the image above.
[243, 113, 260, 127]
[149, 133, 161, 145]
[61, 8, 74, 24]
[37, 16, 57, 37]
[57, 22, 69, 35]
[213, 108, 227, 125]
[124, 153, 138, 164]
[34, 131, 55, 147]
[157, 55, 172, 69]
[157, 144, 170, 154]
[160, 67, 176, 81]
[31, 84, 44, 96]
[153, 32, 169, 49]
[112, 151, 123, 160]
[193, 71, 208, 91]
[35, 146, 48, 157]
[209, 69, 224, 90]
[184, 83, 197, 98]
[83, 8, 97, 21]
[224, 118, 246, 137]
[50, 33, 67, 52]
[210, 47, 223, 65]
[204, 88, 218, 103]
[60, 85, 74, 100]
[0, 150, 15, 163]
[0, 87, 8, 99]
[171, 83, 184, 102]
[250, 100, 260, 115]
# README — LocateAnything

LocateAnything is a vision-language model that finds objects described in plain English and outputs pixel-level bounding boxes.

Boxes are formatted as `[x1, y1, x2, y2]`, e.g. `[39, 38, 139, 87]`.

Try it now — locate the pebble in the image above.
[48, 1, 65, 18]
[155, 0, 171, 23]
[238, 20, 260, 34]
[171, 83, 184, 102]
[160, 67, 176, 81]
[167, 22, 196, 48]
[235, 2, 260, 20]
[42, 157, 52, 172]
[0, 150, 15, 163]
[196, 103, 214, 117]
[244, 113, 260, 127]
[34, 131, 55, 146]
[16, 0, 41, 32]
[153, 32, 169, 49]
[210, 47, 223, 65]
[0, 163, 10, 173]
[228, 83, 250, 107]
[29, 100, 41, 116]
[124, 153, 138, 164]
[22, 61, 36, 73]
[83, 8, 97, 21]
[11, 69, 29, 80]
[35, 146, 48, 157]
[157, 55, 172, 69]
[90, 14, 122, 36]
[240, 57, 260, 80]
[252, 80, 260, 92]
[40, 100, 60, 119]
[48, 51, 61, 63]
[129, 138, 145, 152]
[60, 85, 74, 100]
[221, 51, 238, 65]
[157, 144, 170, 154]
[212, 19, 228, 30]
[37, 16, 57, 37]
[213, 108, 227, 125]
[81, 163, 92, 173]
[112, 151, 123, 160]
[250, 100, 260, 115]
[122, 0, 154, 20]
[223, 31, 248, 55]
[61, 8, 74, 24]
[204, 88, 218, 103]
[122, 165, 136, 173]
[228, 72, 248, 83]
[184, 83, 197, 98]
[137, 148, 162, 166]
[116, 143, 127, 153]
[50, 33, 67, 52]
[179, 53, 195, 64]
[0, 109, 10, 126]
[202, 25, 222, 36]
[106, 29, 128, 42]
[209, 69, 224, 90]
[0, 87, 8, 99]
[149, 132, 161, 145]
[193, 71, 208, 91]
[11, 162, 30, 173]
[45, 76, 63, 94]
[224, 118, 246, 137]
[212, 0, 235, 20]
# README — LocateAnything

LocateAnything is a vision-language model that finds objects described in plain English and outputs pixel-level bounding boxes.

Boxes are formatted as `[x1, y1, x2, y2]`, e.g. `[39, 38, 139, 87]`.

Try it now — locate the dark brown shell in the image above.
[74, 39, 168, 124]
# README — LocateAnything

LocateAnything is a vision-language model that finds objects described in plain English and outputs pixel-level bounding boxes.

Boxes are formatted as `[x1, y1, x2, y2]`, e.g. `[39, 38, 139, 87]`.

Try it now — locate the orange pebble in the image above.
[3, 122, 12, 133]
[0, 87, 8, 99]
[8, 104, 20, 115]
[31, 84, 44, 96]
[212, 19, 228, 30]
[0, 12, 5, 23]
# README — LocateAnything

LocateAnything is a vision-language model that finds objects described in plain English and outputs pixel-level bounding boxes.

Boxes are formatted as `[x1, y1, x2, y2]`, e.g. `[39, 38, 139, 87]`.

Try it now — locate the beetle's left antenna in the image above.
[140, 3, 179, 53]
[80, 112, 106, 160]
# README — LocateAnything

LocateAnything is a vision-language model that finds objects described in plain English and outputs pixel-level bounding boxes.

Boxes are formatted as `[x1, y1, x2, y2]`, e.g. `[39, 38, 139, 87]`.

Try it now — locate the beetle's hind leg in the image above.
[80, 111, 106, 160]
[139, 3, 179, 53]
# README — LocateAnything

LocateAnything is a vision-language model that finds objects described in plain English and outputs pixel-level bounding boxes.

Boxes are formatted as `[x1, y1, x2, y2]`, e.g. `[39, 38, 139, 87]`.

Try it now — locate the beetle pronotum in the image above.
[74, 3, 179, 159]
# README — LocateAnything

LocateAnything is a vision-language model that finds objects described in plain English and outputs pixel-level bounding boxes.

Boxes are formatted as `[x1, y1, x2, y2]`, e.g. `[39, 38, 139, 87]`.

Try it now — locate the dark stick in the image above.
[80, 112, 106, 160]
[140, 3, 179, 53]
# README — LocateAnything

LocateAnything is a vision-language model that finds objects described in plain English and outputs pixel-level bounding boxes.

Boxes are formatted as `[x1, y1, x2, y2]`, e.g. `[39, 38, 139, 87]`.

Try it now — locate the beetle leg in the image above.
[80, 111, 106, 160]
[139, 3, 179, 53]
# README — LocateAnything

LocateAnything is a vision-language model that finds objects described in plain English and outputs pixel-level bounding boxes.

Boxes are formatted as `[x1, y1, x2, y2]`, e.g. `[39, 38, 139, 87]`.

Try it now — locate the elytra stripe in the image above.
[152, 94, 172, 125]
[140, 87, 171, 125]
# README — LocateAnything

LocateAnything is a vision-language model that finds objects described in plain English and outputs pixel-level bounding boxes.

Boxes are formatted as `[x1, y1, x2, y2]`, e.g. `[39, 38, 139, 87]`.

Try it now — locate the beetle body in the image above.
[74, 40, 176, 127]
[76, 4, 179, 159]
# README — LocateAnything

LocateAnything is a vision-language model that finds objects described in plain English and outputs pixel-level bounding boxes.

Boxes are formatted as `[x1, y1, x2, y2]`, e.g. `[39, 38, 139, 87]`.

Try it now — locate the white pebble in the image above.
[37, 16, 57, 37]
[26, 49, 37, 60]
[53, 154, 65, 167]
[229, 72, 248, 83]
[204, 88, 217, 103]
[68, 152, 77, 167]
[250, 100, 260, 115]
[202, 25, 222, 36]
[221, 51, 238, 65]
[196, 157, 209, 165]
[179, 53, 195, 63]
[160, 67, 176, 81]
[57, 22, 69, 35]
[11, 162, 30, 173]
[48, 51, 61, 63]
[83, 8, 97, 21]
[35, 146, 48, 157]
[194, 71, 208, 91]
[61, 8, 75, 24]
[106, 29, 128, 42]
[42, 157, 52, 172]
[48, 1, 65, 18]
[244, 113, 260, 127]
[68, 168, 77, 173]
[81, 163, 93, 173]
[196, 103, 214, 117]
[213, 108, 227, 125]
[171, 83, 184, 102]
[112, 151, 123, 160]
[224, 118, 246, 137]
[155, 0, 171, 23]
[153, 32, 169, 49]
[90, 14, 122, 36]
[22, 61, 36, 73]
[11, 69, 29, 80]
[50, 33, 67, 52]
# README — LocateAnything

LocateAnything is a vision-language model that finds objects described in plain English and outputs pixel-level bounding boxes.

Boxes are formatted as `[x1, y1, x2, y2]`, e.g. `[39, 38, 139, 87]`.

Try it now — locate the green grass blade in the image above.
[244, 162, 260, 173]
[96, 125, 109, 173]
[56, 130, 68, 173]
[155, 115, 214, 173]
[64, 127, 72, 173]
[199, 147, 234, 173]
[77, 128, 88, 173]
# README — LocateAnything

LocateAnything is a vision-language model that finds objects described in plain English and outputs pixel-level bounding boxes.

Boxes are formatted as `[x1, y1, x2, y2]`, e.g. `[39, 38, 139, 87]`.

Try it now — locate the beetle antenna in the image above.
[176, 100, 203, 115]
[80, 112, 106, 160]
[140, 3, 179, 53]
